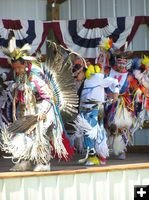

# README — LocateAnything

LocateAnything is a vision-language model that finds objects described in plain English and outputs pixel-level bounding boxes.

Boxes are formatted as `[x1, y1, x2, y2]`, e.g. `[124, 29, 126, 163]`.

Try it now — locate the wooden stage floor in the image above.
[0, 152, 149, 173]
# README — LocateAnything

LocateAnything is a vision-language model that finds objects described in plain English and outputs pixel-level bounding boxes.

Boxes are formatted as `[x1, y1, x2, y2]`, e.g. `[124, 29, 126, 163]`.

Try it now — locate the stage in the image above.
[0, 152, 149, 200]
[0, 152, 149, 172]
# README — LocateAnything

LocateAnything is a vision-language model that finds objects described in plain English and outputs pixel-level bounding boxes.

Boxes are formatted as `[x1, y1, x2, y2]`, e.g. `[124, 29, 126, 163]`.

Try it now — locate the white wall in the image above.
[60, 0, 148, 20]
[0, 0, 47, 20]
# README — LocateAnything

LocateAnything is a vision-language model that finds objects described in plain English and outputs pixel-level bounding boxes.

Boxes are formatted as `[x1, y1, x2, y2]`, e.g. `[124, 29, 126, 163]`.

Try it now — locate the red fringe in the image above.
[52, 133, 74, 161]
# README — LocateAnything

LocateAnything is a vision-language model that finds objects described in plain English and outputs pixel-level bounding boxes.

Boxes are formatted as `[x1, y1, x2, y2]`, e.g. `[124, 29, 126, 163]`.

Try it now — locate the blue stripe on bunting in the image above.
[0, 20, 36, 47]
[68, 17, 126, 48]
[0, 37, 9, 47]
[17, 20, 36, 47]
[109, 17, 125, 42]
[68, 20, 100, 48]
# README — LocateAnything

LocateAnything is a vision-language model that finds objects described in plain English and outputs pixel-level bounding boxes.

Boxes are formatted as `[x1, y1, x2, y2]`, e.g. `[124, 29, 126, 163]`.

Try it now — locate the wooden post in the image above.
[47, 0, 67, 42]
[47, 0, 62, 43]
[47, 0, 60, 21]
[46, 0, 61, 57]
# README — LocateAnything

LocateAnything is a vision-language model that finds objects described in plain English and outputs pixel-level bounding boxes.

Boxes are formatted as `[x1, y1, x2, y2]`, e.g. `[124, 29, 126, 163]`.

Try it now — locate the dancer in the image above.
[0, 33, 77, 171]
[73, 62, 119, 165]
[101, 39, 137, 159]
[131, 55, 149, 133]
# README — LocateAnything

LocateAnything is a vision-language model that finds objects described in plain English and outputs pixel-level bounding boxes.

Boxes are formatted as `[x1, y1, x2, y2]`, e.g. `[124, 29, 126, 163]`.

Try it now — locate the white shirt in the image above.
[80, 73, 119, 107]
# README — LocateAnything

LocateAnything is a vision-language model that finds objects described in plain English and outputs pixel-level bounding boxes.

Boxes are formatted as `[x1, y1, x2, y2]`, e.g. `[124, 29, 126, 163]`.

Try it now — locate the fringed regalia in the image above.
[0, 37, 78, 167]
[105, 61, 137, 156]
[73, 68, 119, 164]
[131, 60, 149, 133]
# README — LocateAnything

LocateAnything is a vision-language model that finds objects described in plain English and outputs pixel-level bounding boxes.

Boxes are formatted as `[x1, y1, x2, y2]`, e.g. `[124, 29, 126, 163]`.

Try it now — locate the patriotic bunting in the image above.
[0, 19, 50, 66]
[0, 16, 148, 66]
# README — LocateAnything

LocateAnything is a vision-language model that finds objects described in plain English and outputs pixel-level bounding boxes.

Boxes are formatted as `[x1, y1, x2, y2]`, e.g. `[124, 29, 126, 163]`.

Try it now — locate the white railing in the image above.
[0, 164, 149, 200]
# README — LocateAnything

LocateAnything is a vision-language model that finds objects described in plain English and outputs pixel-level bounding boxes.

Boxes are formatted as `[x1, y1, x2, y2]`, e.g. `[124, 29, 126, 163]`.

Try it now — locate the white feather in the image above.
[0, 129, 33, 163]
[22, 56, 36, 61]
[124, 41, 128, 51]
[20, 43, 31, 51]
[111, 135, 126, 156]
[85, 125, 98, 140]
[114, 107, 133, 128]
[95, 125, 109, 158]
[73, 114, 92, 137]
[8, 37, 16, 53]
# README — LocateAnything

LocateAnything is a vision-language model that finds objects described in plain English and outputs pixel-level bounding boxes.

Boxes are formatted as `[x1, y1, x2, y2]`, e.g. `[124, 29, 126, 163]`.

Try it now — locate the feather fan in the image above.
[43, 40, 79, 122]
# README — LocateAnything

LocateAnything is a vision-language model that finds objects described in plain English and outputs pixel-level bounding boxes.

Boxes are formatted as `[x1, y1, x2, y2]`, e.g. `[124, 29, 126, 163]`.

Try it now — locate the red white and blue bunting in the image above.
[0, 19, 50, 66]
[0, 16, 148, 66]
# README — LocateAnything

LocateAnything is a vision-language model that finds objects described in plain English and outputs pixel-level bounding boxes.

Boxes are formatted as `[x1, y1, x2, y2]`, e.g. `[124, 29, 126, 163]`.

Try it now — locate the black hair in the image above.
[109, 54, 116, 66]
[82, 67, 87, 72]
[11, 57, 26, 64]
[109, 54, 127, 66]
[109, 123, 117, 134]
[72, 64, 86, 73]
[0, 76, 7, 91]
[72, 64, 82, 73]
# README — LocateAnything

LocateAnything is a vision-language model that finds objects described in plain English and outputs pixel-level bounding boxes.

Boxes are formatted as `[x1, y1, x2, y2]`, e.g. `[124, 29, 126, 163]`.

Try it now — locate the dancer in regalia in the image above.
[100, 38, 137, 159]
[0, 32, 77, 171]
[73, 60, 119, 165]
[131, 55, 149, 133]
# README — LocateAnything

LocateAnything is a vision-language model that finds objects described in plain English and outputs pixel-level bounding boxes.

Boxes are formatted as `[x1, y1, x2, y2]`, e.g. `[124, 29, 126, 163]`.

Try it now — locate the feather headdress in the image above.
[99, 37, 133, 59]
[1, 30, 36, 64]
[99, 37, 113, 51]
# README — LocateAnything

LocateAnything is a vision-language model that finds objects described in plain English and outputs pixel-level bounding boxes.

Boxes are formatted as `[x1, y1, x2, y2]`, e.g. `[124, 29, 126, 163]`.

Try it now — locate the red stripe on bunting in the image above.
[3, 19, 23, 30]
[124, 16, 143, 51]
[51, 22, 67, 48]
[0, 58, 11, 67]
[84, 18, 108, 29]
[36, 22, 52, 52]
